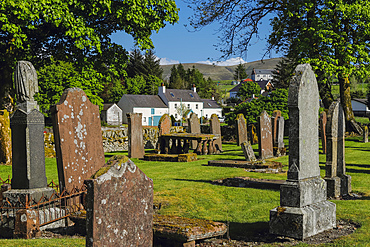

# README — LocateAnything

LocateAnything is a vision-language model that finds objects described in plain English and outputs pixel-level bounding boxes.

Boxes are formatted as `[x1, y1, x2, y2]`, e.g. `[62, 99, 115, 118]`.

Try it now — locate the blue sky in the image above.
[110, 1, 282, 66]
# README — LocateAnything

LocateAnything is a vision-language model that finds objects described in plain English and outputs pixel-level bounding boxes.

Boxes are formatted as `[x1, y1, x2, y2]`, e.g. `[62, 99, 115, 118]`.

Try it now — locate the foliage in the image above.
[271, 57, 297, 89]
[175, 103, 191, 120]
[226, 89, 288, 125]
[0, 0, 179, 107]
[233, 63, 248, 81]
[35, 59, 104, 117]
[236, 81, 261, 101]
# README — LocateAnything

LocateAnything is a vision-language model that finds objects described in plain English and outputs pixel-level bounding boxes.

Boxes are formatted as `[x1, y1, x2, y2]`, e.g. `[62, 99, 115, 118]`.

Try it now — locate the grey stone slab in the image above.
[210, 114, 222, 152]
[241, 141, 256, 161]
[277, 116, 285, 149]
[188, 113, 201, 149]
[236, 114, 247, 146]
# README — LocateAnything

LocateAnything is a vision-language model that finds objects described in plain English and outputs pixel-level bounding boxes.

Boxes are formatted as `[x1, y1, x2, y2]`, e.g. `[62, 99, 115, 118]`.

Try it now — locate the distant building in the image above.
[251, 68, 274, 81]
[351, 98, 370, 117]
[201, 98, 223, 119]
[101, 103, 122, 126]
[228, 78, 273, 99]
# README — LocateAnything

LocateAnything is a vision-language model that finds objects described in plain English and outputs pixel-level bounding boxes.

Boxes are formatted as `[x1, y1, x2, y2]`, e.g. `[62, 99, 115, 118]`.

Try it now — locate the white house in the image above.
[100, 103, 122, 126]
[251, 68, 274, 81]
[117, 94, 168, 126]
[351, 98, 370, 117]
[201, 99, 222, 119]
[229, 78, 273, 99]
[158, 85, 204, 121]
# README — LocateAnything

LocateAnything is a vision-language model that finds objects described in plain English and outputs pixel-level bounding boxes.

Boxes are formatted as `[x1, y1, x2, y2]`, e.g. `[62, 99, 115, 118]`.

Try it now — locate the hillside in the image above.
[161, 57, 282, 81]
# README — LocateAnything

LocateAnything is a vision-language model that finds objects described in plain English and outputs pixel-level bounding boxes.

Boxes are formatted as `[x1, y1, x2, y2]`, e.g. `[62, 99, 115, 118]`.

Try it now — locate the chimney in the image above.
[160, 83, 166, 93]
[211, 95, 215, 100]
[191, 84, 196, 92]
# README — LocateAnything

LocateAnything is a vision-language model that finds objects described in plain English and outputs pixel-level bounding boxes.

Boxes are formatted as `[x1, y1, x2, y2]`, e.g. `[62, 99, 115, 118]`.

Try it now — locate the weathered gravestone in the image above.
[320, 111, 327, 154]
[258, 111, 274, 159]
[210, 114, 222, 152]
[271, 110, 281, 148]
[0, 110, 12, 165]
[236, 113, 248, 146]
[4, 61, 55, 203]
[325, 101, 352, 198]
[188, 113, 201, 149]
[127, 113, 144, 159]
[277, 116, 285, 149]
[51, 88, 105, 192]
[158, 114, 172, 154]
[363, 126, 368, 143]
[241, 141, 257, 162]
[269, 64, 336, 240]
[85, 155, 153, 247]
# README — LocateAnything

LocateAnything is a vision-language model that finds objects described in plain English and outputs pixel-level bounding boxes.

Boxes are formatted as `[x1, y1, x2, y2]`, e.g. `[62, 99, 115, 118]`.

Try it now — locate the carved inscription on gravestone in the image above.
[51, 88, 105, 192]
[85, 155, 153, 247]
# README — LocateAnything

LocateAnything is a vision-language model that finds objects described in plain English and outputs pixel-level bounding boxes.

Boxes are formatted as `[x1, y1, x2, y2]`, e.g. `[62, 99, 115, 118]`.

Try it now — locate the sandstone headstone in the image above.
[127, 113, 144, 159]
[363, 126, 368, 143]
[269, 64, 336, 240]
[236, 114, 247, 146]
[271, 110, 281, 147]
[51, 88, 105, 192]
[85, 155, 153, 247]
[320, 111, 327, 153]
[258, 111, 274, 159]
[158, 114, 172, 136]
[210, 114, 222, 152]
[0, 110, 12, 165]
[241, 141, 256, 161]
[188, 113, 201, 149]
[325, 101, 351, 198]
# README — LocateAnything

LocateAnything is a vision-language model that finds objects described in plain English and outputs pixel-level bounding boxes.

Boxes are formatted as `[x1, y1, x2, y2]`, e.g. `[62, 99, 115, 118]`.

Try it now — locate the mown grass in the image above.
[1, 137, 370, 246]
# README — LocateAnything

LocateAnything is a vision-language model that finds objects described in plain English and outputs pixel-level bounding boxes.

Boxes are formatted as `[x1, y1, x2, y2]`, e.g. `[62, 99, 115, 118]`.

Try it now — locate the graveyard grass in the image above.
[1, 138, 370, 246]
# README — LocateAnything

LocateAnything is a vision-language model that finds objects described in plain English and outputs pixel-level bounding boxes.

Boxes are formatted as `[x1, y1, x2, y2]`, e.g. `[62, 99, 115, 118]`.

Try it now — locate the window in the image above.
[170, 92, 175, 98]
[189, 93, 194, 98]
[196, 104, 198, 109]
[151, 108, 155, 114]
[174, 103, 177, 108]
[187, 104, 190, 109]
[175, 114, 178, 118]
[207, 103, 212, 107]
[143, 117, 146, 122]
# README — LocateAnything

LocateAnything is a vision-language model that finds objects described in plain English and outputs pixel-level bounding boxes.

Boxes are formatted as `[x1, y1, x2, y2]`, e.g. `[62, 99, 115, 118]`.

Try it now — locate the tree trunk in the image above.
[338, 73, 363, 135]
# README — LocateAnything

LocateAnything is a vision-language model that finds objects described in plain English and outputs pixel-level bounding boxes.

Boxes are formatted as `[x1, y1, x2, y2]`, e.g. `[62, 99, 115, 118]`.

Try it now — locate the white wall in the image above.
[133, 107, 168, 126]
[117, 95, 134, 124]
[202, 108, 222, 119]
[106, 104, 122, 125]
[168, 101, 203, 120]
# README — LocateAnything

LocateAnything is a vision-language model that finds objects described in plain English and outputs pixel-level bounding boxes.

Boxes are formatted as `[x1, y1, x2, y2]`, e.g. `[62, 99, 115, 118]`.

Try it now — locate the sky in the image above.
[110, 1, 282, 66]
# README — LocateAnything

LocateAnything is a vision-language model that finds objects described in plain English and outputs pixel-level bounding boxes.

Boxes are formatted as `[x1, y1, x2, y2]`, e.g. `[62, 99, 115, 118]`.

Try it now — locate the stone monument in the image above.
[188, 113, 201, 149]
[236, 114, 247, 146]
[363, 126, 368, 143]
[258, 111, 274, 159]
[51, 88, 105, 192]
[127, 113, 144, 159]
[269, 64, 336, 240]
[320, 111, 327, 154]
[85, 155, 153, 247]
[325, 101, 352, 198]
[271, 110, 281, 148]
[241, 141, 257, 161]
[210, 114, 222, 152]
[4, 61, 55, 203]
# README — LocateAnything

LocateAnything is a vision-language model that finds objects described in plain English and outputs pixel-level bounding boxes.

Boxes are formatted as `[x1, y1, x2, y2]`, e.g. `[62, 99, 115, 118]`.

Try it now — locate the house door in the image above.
[148, 117, 152, 126]
[153, 116, 161, 126]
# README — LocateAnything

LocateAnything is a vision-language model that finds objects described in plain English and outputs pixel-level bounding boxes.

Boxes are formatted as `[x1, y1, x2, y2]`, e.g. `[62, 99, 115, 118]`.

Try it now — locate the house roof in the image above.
[164, 89, 202, 102]
[256, 80, 271, 89]
[103, 103, 115, 111]
[202, 99, 222, 109]
[252, 69, 274, 75]
[229, 80, 269, 93]
[124, 95, 167, 108]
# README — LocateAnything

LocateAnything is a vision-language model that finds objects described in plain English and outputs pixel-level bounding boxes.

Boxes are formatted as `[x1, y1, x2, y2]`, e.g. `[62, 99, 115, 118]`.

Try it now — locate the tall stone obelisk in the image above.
[4, 61, 55, 203]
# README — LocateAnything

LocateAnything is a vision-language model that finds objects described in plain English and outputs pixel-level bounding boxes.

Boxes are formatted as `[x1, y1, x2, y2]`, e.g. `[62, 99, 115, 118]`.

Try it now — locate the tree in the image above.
[271, 57, 297, 89]
[144, 50, 163, 79]
[188, 0, 369, 133]
[0, 0, 179, 108]
[236, 81, 261, 101]
[233, 63, 248, 81]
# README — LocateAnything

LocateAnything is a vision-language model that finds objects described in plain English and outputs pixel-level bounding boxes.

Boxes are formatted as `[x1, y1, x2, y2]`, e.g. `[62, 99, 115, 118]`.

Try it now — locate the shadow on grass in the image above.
[346, 163, 370, 169]
[173, 178, 213, 185]
[346, 168, 370, 174]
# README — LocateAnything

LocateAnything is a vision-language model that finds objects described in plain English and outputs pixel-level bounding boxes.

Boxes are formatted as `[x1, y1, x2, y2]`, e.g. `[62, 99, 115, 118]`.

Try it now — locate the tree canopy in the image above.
[236, 81, 260, 101]
[233, 63, 248, 81]
[0, 0, 179, 107]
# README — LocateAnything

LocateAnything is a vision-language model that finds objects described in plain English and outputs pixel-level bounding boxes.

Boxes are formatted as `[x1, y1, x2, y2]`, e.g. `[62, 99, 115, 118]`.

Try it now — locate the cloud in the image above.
[196, 57, 246, 66]
[160, 57, 180, 65]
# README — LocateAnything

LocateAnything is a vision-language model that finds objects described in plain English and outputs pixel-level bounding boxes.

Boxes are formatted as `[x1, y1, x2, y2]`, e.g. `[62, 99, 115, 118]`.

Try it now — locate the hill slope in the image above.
[161, 57, 282, 81]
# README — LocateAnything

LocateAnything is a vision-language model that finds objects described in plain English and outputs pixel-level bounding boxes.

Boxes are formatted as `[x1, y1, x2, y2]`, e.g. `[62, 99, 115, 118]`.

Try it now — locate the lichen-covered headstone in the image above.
[0, 110, 11, 165]
[210, 114, 222, 152]
[51, 88, 105, 192]
[236, 114, 247, 146]
[325, 101, 351, 198]
[85, 155, 153, 247]
[269, 64, 336, 240]
[271, 110, 281, 148]
[320, 111, 327, 153]
[127, 113, 144, 159]
[363, 126, 368, 143]
[258, 111, 274, 159]
[188, 113, 201, 149]
[241, 141, 256, 161]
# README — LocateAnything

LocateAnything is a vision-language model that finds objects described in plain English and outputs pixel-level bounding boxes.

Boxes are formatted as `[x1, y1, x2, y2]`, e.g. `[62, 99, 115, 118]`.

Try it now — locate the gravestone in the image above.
[0, 110, 12, 165]
[269, 64, 336, 240]
[325, 101, 352, 198]
[127, 113, 144, 159]
[363, 126, 368, 143]
[271, 110, 281, 148]
[188, 113, 201, 149]
[276, 116, 285, 150]
[157, 114, 172, 154]
[4, 61, 55, 203]
[258, 111, 274, 159]
[85, 155, 153, 247]
[320, 111, 327, 154]
[241, 141, 256, 161]
[210, 114, 222, 152]
[236, 114, 247, 146]
[51, 88, 105, 192]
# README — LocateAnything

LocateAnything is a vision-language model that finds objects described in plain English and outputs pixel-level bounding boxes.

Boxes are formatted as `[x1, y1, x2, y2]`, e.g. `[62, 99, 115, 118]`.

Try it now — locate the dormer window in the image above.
[207, 103, 212, 107]
[170, 92, 175, 98]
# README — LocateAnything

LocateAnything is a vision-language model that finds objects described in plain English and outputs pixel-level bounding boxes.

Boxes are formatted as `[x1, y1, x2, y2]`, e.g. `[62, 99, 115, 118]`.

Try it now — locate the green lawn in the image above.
[1, 138, 370, 245]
